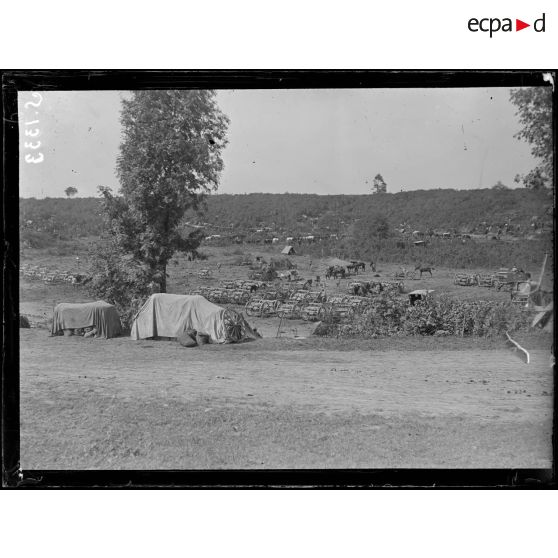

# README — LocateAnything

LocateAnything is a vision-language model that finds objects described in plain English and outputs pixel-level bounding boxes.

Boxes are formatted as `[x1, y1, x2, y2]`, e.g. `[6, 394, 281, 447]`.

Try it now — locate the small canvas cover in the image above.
[281, 245, 296, 255]
[51, 301, 122, 339]
[130, 293, 259, 343]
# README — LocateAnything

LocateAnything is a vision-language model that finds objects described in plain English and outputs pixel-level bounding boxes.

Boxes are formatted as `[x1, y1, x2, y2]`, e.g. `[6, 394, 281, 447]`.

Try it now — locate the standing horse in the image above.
[415, 264, 434, 278]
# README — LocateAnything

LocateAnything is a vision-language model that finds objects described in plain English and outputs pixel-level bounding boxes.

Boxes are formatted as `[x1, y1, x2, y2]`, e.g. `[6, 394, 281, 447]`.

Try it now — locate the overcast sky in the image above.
[18, 87, 539, 198]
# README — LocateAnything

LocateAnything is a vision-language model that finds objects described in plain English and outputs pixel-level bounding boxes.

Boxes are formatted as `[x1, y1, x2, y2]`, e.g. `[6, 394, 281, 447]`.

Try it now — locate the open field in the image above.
[19, 244, 553, 469]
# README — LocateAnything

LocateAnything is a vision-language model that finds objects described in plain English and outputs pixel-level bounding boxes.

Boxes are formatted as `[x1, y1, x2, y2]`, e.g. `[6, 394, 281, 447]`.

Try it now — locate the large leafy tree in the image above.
[510, 87, 553, 190]
[100, 90, 229, 292]
[64, 186, 78, 198]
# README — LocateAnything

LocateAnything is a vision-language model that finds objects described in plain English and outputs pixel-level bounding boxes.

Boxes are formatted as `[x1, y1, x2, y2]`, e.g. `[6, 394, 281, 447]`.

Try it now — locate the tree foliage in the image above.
[21, 187, 552, 243]
[353, 212, 390, 245]
[87, 236, 152, 328]
[372, 173, 387, 194]
[510, 87, 553, 189]
[64, 186, 78, 198]
[100, 90, 229, 291]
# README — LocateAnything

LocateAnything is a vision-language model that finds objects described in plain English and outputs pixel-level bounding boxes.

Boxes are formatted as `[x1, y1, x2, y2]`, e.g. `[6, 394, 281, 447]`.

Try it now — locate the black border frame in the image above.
[2, 70, 556, 488]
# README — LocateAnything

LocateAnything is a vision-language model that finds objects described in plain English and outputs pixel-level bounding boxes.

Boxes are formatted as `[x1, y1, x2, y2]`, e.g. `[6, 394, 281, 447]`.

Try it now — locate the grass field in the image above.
[18, 243, 554, 469]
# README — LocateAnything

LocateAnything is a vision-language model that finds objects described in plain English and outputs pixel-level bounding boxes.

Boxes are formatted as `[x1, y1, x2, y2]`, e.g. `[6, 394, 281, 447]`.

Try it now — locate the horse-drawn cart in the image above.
[494, 268, 529, 291]
[276, 301, 302, 320]
[245, 298, 279, 317]
[453, 273, 477, 286]
[477, 273, 495, 288]
[300, 302, 327, 322]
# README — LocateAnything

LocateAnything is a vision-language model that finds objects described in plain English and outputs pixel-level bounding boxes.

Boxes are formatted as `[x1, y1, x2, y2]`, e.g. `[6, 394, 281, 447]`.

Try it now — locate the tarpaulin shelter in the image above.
[281, 245, 296, 255]
[51, 301, 123, 339]
[130, 293, 259, 343]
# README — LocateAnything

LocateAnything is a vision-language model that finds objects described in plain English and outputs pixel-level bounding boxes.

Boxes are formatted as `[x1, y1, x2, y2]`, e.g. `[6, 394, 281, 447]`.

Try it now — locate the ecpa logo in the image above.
[468, 13, 546, 37]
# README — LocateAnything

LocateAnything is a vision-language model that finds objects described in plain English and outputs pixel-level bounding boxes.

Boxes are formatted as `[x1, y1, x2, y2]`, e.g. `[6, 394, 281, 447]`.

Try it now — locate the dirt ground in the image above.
[19, 328, 553, 469]
[18, 245, 554, 469]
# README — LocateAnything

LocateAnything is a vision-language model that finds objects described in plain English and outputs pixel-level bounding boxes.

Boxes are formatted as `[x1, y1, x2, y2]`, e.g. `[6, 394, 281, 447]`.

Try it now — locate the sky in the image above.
[18, 87, 541, 198]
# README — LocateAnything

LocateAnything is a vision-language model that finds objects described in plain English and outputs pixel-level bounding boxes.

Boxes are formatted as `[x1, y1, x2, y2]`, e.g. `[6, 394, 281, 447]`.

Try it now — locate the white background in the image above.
[1, 1, 556, 557]
[1, 0, 557, 68]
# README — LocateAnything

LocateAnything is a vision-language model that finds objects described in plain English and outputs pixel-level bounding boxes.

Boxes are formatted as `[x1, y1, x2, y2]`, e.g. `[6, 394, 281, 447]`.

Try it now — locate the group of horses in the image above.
[325, 261, 366, 279]
[326, 261, 434, 280]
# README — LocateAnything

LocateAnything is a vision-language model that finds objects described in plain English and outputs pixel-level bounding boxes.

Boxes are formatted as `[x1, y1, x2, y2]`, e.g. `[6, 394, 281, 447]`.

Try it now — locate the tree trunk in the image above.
[160, 263, 167, 293]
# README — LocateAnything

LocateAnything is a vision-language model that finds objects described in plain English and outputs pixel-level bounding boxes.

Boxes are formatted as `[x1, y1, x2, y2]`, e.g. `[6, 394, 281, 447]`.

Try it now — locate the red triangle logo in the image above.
[516, 19, 530, 31]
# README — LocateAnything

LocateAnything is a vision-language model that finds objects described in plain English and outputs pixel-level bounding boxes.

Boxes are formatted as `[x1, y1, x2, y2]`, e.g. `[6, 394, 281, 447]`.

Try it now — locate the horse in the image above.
[334, 266, 347, 279]
[415, 264, 434, 278]
[326, 265, 346, 279]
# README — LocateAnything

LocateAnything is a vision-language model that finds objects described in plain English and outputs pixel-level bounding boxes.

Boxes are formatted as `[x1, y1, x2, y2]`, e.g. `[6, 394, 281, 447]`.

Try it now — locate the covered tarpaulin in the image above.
[130, 293, 259, 343]
[51, 301, 123, 339]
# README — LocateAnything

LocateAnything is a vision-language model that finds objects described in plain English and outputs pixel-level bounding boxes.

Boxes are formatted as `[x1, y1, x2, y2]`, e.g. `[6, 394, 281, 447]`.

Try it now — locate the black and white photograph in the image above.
[5, 72, 555, 481]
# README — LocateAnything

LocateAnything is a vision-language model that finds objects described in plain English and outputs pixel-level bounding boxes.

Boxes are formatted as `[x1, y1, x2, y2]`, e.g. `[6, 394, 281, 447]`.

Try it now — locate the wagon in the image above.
[259, 289, 280, 300]
[477, 273, 495, 288]
[327, 294, 351, 305]
[231, 289, 251, 304]
[276, 301, 302, 319]
[510, 281, 532, 307]
[290, 290, 312, 303]
[326, 303, 355, 321]
[245, 298, 279, 317]
[243, 280, 266, 290]
[207, 288, 230, 304]
[306, 290, 326, 303]
[494, 268, 529, 291]
[300, 302, 327, 322]
[288, 279, 312, 290]
[453, 273, 477, 286]
[346, 296, 370, 311]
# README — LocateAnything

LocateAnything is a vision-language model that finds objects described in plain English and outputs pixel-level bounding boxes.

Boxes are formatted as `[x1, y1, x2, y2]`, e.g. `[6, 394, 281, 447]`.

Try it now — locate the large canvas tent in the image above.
[51, 301, 123, 339]
[281, 245, 296, 255]
[130, 293, 259, 344]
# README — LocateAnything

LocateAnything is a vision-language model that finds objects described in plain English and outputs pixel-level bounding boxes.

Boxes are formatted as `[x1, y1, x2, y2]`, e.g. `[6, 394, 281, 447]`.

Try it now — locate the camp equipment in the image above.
[131, 294, 258, 344]
[51, 301, 123, 339]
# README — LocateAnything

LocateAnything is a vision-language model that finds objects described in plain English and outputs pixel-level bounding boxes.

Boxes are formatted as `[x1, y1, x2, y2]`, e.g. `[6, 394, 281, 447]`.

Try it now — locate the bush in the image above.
[87, 237, 153, 328]
[317, 294, 532, 338]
